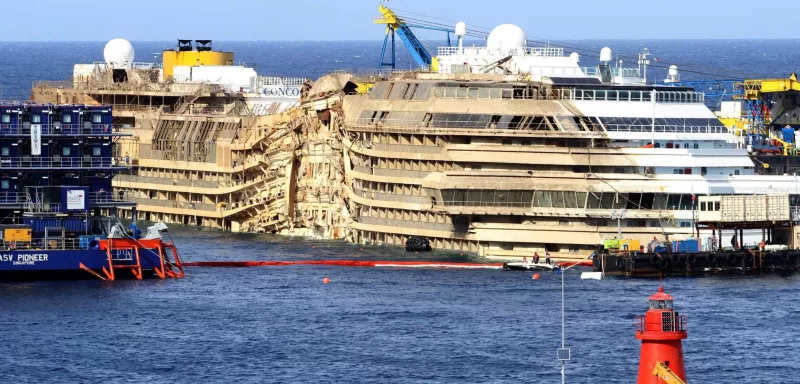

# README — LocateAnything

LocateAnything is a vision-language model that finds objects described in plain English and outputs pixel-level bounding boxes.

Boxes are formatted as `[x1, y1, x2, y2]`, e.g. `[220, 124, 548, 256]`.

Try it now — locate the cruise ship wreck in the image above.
[30, 30, 800, 260]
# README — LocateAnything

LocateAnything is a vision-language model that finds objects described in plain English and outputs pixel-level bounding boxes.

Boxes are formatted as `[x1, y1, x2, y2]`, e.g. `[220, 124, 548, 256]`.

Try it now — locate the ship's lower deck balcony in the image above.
[0, 191, 134, 211]
[0, 157, 119, 169]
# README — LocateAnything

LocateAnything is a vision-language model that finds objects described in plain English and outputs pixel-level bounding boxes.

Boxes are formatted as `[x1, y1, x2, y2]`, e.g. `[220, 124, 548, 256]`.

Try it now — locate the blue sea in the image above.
[1, 41, 800, 383]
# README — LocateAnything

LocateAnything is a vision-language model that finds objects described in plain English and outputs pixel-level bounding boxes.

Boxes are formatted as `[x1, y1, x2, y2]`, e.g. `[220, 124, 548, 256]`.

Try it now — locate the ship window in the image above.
[654, 143, 661, 148]
[715, 202, 721, 210]
[92, 114, 102, 124]
[735, 169, 740, 175]
[31, 114, 41, 124]
[0, 180, 8, 189]
[626, 193, 642, 209]
[0, 147, 8, 156]
[653, 194, 668, 210]
[0, 114, 9, 124]
[683, 143, 689, 149]
[62, 114, 72, 123]
[694, 143, 699, 149]
[62, 147, 71, 156]
[92, 147, 102, 156]
[667, 194, 682, 210]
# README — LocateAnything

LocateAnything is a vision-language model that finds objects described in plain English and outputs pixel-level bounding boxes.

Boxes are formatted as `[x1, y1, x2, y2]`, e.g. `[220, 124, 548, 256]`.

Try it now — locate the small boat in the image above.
[502, 262, 561, 271]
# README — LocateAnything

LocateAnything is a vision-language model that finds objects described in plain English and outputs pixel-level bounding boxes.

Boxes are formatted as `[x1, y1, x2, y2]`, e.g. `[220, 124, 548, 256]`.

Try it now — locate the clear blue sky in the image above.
[2, 0, 799, 41]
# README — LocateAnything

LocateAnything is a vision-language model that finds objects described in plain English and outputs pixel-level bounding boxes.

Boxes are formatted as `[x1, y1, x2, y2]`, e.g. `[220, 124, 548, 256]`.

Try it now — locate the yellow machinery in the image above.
[742, 73, 800, 100]
[2, 226, 32, 242]
[653, 361, 686, 384]
[162, 39, 234, 79]
[620, 239, 641, 253]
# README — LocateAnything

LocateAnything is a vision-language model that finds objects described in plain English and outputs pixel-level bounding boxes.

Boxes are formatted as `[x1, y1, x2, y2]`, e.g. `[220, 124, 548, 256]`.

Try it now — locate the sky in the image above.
[1, 0, 800, 41]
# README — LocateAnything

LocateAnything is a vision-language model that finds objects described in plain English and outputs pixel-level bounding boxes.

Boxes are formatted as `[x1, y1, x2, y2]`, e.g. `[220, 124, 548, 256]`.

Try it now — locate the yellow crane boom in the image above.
[653, 361, 686, 384]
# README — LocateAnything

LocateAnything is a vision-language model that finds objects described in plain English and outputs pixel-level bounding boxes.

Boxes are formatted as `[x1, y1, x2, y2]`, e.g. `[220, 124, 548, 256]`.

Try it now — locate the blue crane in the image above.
[374, 4, 453, 69]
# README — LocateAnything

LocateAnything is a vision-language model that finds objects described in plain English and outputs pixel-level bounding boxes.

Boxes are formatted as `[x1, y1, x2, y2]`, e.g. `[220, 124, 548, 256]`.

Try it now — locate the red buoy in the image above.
[635, 286, 687, 383]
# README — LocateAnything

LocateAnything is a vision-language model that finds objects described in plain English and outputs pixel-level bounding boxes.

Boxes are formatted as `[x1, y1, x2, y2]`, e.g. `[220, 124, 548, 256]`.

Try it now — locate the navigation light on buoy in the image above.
[635, 286, 688, 383]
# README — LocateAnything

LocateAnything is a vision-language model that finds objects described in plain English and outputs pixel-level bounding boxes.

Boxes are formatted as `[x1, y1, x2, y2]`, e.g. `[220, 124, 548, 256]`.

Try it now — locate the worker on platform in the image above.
[710, 234, 718, 252]
[533, 252, 540, 265]
[124, 152, 130, 165]
[545, 252, 551, 265]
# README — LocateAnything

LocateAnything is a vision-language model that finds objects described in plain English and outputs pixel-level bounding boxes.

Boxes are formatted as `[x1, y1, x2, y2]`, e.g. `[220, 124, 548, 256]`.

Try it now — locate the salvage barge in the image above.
[593, 248, 800, 277]
[0, 103, 184, 280]
[593, 194, 800, 276]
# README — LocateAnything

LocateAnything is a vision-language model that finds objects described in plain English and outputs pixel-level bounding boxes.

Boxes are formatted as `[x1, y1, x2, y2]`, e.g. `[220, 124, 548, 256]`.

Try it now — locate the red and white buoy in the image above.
[635, 286, 688, 383]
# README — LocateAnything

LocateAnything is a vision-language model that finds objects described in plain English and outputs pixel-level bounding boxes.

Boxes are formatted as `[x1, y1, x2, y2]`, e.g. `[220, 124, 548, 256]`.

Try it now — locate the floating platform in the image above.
[0, 237, 185, 281]
[502, 262, 560, 271]
[593, 250, 800, 277]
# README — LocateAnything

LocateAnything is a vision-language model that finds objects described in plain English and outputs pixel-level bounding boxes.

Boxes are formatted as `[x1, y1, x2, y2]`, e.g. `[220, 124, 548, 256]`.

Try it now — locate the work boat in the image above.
[337, 14, 800, 261]
[0, 103, 184, 280]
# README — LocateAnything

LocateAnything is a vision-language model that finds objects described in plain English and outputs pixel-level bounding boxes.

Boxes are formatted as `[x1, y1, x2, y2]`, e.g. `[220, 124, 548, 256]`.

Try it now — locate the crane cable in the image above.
[392, 9, 775, 80]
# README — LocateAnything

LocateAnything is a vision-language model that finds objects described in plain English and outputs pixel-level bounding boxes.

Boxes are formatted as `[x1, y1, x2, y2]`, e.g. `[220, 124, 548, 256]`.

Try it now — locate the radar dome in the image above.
[600, 47, 613, 62]
[455, 22, 467, 37]
[487, 24, 527, 50]
[104, 38, 135, 69]
[570, 52, 580, 63]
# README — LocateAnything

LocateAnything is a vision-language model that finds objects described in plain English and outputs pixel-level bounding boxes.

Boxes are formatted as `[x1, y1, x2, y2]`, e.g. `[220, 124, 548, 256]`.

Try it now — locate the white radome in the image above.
[570, 52, 580, 63]
[455, 22, 467, 37]
[103, 38, 135, 69]
[600, 47, 613, 62]
[486, 24, 527, 50]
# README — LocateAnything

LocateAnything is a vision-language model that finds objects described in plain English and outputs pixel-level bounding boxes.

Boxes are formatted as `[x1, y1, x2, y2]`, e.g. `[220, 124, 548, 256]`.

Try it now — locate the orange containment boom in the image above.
[183, 260, 504, 269]
[183, 259, 593, 269]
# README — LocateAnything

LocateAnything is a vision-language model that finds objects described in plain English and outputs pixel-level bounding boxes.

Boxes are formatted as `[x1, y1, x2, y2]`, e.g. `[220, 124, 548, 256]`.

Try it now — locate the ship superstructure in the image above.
[31, 39, 319, 234]
[327, 22, 800, 258]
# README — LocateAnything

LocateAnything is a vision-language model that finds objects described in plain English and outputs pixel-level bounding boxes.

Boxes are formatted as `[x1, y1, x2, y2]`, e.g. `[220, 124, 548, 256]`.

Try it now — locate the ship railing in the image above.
[126, 197, 218, 212]
[433, 86, 546, 100]
[0, 123, 126, 135]
[437, 46, 565, 57]
[0, 192, 29, 205]
[254, 76, 309, 87]
[635, 313, 688, 333]
[88, 192, 130, 204]
[0, 157, 114, 169]
[112, 104, 166, 113]
[24, 202, 62, 213]
[90, 61, 163, 70]
[326, 68, 430, 81]
[1, 237, 89, 251]
[347, 117, 583, 131]
[114, 174, 222, 189]
[602, 123, 728, 134]
[32, 80, 74, 90]
[357, 141, 445, 154]
[357, 216, 455, 232]
[188, 105, 227, 115]
[353, 189, 433, 205]
[555, 88, 704, 104]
